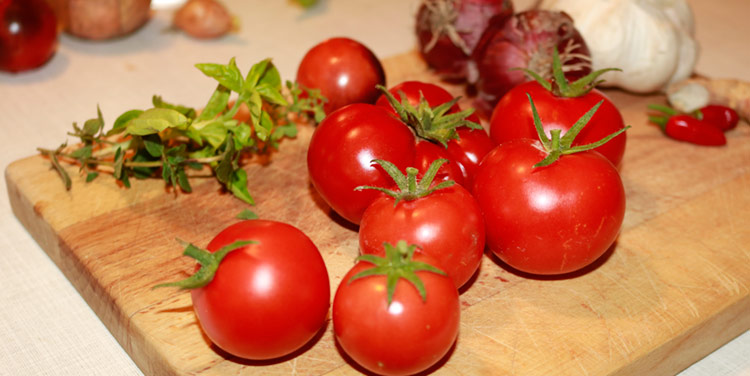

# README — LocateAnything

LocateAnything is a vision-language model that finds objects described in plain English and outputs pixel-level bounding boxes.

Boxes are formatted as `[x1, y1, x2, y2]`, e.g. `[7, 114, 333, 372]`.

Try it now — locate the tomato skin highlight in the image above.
[473, 139, 625, 275]
[333, 254, 460, 376]
[489, 81, 627, 167]
[307, 103, 416, 224]
[296, 37, 385, 114]
[191, 220, 330, 360]
[359, 184, 485, 289]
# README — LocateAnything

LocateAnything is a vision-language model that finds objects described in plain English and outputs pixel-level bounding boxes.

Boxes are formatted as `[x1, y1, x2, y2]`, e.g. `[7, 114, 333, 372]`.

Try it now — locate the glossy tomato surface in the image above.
[333, 254, 460, 376]
[296, 37, 385, 114]
[0, 0, 58, 73]
[359, 184, 484, 289]
[307, 103, 416, 224]
[375, 80, 494, 188]
[473, 139, 625, 275]
[489, 81, 627, 167]
[191, 220, 330, 360]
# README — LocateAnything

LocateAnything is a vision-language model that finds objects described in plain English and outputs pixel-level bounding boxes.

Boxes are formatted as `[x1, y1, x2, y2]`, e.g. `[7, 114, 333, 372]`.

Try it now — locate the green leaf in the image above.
[48, 152, 72, 190]
[236, 209, 258, 220]
[109, 109, 143, 136]
[196, 58, 244, 93]
[83, 118, 102, 136]
[229, 168, 254, 205]
[144, 138, 164, 158]
[191, 120, 228, 149]
[176, 167, 191, 193]
[197, 85, 231, 122]
[113, 147, 124, 179]
[253, 110, 274, 142]
[244, 59, 271, 89]
[86, 172, 99, 182]
[125, 108, 189, 136]
[70, 145, 92, 159]
[152, 95, 197, 118]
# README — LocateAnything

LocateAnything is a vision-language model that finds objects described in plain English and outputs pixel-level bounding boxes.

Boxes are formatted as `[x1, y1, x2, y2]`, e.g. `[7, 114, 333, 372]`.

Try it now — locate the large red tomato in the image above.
[359, 181, 484, 289]
[188, 220, 330, 360]
[473, 138, 625, 275]
[489, 80, 627, 167]
[375, 80, 495, 188]
[307, 103, 416, 224]
[296, 37, 385, 114]
[333, 244, 460, 376]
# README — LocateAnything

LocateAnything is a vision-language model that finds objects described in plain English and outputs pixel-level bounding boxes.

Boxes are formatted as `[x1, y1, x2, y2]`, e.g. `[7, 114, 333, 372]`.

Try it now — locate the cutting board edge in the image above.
[4, 159, 180, 376]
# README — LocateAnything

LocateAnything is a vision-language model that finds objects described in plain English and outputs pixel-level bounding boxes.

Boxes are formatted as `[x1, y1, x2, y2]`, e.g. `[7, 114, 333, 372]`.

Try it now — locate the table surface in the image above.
[1, 0, 748, 375]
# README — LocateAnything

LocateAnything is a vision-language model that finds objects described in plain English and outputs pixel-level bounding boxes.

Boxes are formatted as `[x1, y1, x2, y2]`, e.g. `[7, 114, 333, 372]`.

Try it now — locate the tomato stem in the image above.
[521, 47, 620, 98]
[355, 159, 455, 203]
[350, 240, 446, 305]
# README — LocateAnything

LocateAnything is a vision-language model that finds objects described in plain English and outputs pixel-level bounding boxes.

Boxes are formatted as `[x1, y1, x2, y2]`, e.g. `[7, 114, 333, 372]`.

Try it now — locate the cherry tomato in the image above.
[190, 220, 330, 360]
[490, 81, 627, 167]
[375, 80, 495, 188]
[333, 249, 459, 376]
[296, 37, 385, 114]
[307, 103, 416, 224]
[0, 0, 58, 73]
[698, 105, 739, 131]
[359, 183, 485, 289]
[473, 139, 626, 275]
[413, 139, 466, 185]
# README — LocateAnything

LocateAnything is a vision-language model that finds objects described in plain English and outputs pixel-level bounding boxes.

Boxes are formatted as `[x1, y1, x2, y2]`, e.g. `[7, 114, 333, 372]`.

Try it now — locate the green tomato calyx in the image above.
[349, 240, 447, 306]
[519, 47, 621, 98]
[153, 239, 255, 290]
[376, 85, 482, 147]
[354, 158, 455, 203]
[528, 94, 629, 168]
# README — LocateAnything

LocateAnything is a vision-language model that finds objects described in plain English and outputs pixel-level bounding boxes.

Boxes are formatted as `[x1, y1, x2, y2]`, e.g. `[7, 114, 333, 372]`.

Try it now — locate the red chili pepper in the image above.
[696, 105, 739, 131]
[662, 115, 727, 146]
[648, 104, 727, 146]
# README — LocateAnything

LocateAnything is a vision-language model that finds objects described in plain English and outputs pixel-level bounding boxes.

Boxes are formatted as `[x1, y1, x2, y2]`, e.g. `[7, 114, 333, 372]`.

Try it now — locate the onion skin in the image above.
[470, 10, 591, 117]
[50, 0, 152, 40]
[416, 0, 513, 81]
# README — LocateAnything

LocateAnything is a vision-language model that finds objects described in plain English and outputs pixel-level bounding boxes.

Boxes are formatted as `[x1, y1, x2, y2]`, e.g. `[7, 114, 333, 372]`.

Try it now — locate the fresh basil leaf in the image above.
[144, 139, 164, 158]
[195, 58, 243, 93]
[197, 85, 231, 121]
[152, 95, 197, 118]
[109, 109, 143, 136]
[125, 108, 188, 136]
[229, 168, 254, 205]
[236, 209, 258, 220]
[245, 59, 270, 88]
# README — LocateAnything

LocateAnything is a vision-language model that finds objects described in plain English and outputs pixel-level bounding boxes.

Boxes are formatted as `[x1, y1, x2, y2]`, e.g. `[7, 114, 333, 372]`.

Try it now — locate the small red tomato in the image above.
[663, 114, 726, 146]
[333, 242, 460, 376]
[375, 80, 495, 188]
[296, 37, 385, 114]
[307, 103, 416, 224]
[490, 80, 627, 167]
[358, 159, 485, 289]
[0, 0, 58, 73]
[190, 220, 330, 360]
[474, 139, 625, 275]
[698, 105, 739, 131]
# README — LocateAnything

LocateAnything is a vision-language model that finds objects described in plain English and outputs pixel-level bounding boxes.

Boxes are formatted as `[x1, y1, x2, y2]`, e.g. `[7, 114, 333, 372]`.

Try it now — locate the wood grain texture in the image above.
[5, 51, 750, 376]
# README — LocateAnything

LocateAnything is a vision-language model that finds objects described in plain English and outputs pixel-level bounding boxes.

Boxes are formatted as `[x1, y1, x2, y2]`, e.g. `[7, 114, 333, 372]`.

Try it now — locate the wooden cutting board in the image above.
[6, 51, 750, 376]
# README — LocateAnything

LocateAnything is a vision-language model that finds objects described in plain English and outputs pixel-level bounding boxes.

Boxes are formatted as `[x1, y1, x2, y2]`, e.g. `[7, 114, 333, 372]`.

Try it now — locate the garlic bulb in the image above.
[534, 0, 698, 93]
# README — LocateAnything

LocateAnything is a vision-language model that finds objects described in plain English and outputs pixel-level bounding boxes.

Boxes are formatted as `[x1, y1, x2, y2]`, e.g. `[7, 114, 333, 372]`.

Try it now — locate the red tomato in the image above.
[375, 80, 495, 188]
[190, 220, 330, 360]
[359, 184, 484, 289]
[489, 81, 627, 167]
[296, 37, 385, 114]
[0, 0, 58, 73]
[413, 140, 466, 185]
[473, 139, 625, 275]
[307, 103, 416, 224]
[333, 252, 460, 376]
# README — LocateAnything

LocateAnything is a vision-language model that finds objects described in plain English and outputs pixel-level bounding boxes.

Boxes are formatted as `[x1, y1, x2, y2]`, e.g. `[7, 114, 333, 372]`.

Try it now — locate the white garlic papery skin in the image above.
[537, 0, 699, 93]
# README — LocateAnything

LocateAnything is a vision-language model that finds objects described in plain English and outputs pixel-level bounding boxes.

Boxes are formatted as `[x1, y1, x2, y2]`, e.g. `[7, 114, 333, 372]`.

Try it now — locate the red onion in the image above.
[415, 0, 513, 81]
[469, 10, 592, 117]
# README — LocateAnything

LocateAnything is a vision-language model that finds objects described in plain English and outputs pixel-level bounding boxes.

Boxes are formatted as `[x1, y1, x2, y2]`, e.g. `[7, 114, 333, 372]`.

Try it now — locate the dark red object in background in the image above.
[0, 0, 58, 73]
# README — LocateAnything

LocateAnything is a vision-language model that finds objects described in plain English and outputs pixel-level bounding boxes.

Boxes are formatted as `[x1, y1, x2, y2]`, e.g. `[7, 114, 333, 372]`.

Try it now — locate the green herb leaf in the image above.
[229, 168, 254, 204]
[125, 108, 188, 136]
[236, 209, 258, 220]
[196, 58, 244, 93]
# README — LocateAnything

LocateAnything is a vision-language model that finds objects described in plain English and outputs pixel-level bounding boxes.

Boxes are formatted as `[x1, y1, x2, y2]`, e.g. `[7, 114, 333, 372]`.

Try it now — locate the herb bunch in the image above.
[38, 58, 326, 204]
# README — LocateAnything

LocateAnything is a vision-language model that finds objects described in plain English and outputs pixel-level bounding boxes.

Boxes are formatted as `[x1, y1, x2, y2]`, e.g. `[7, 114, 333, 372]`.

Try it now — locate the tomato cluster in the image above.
[156, 37, 634, 375]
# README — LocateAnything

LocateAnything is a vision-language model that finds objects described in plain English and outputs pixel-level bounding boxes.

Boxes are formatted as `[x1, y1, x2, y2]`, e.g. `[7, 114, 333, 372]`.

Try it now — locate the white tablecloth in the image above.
[1, 0, 748, 374]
